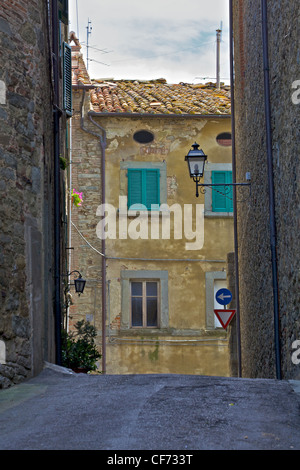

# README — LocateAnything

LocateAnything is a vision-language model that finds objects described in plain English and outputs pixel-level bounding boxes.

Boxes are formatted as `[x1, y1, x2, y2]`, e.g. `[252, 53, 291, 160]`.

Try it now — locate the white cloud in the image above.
[69, 0, 230, 84]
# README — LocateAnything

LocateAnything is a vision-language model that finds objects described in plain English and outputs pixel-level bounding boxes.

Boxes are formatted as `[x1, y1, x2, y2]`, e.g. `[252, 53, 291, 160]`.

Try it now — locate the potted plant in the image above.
[61, 320, 101, 373]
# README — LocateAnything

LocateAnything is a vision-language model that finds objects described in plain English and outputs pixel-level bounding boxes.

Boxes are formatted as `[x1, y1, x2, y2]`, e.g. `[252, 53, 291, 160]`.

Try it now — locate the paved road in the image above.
[0, 363, 300, 451]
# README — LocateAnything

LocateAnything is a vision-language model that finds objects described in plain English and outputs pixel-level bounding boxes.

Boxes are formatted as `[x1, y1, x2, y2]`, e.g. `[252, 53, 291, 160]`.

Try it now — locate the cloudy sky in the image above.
[69, 0, 230, 85]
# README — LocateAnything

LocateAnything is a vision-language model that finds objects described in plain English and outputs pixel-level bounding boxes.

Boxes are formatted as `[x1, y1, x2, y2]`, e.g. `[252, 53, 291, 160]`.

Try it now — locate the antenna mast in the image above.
[216, 27, 222, 89]
[86, 19, 92, 70]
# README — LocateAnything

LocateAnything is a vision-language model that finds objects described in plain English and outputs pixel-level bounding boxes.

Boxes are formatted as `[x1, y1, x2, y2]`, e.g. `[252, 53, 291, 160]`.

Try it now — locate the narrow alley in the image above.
[0, 364, 300, 451]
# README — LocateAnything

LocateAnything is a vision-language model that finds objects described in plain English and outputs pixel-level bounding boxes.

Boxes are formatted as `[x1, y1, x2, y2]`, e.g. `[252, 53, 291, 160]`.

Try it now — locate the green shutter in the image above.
[145, 169, 160, 210]
[226, 172, 233, 212]
[212, 171, 233, 212]
[58, 0, 69, 25]
[63, 42, 72, 117]
[128, 169, 143, 209]
[128, 168, 160, 210]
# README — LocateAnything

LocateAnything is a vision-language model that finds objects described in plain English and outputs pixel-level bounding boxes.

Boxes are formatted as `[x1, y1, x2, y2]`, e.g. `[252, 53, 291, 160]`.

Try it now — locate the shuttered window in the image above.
[63, 42, 72, 117]
[128, 168, 160, 210]
[211, 171, 233, 212]
[58, 0, 69, 25]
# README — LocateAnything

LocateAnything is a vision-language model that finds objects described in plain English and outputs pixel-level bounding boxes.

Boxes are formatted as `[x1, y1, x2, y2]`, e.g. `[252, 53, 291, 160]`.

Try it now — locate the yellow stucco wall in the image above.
[92, 114, 234, 376]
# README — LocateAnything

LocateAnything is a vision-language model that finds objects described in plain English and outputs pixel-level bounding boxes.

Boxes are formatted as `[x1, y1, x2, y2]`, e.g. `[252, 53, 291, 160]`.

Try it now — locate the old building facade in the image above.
[0, 0, 71, 388]
[231, 0, 300, 379]
[70, 37, 235, 376]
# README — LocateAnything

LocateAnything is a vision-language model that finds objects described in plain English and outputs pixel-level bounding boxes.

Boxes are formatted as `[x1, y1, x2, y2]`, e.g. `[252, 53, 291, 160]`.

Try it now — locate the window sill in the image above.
[117, 328, 227, 338]
[204, 211, 233, 218]
[118, 328, 169, 336]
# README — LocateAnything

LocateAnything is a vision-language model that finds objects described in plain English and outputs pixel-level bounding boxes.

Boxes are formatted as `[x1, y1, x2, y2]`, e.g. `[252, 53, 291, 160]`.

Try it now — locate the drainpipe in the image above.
[52, 0, 62, 365]
[67, 116, 72, 332]
[229, 0, 242, 378]
[79, 89, 107, 374]
[261, 0, 281, 380]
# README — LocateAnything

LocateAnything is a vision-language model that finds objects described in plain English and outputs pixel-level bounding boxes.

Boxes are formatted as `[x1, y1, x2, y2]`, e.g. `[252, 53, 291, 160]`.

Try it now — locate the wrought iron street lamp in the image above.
[185, 142, 251, 200]
[185, 142, 208, 198]
[68, 270, 86, 296]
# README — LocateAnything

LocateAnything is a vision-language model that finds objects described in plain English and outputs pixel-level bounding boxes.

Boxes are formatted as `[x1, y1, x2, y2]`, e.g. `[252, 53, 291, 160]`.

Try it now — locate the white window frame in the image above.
[205, 271, 227, 329]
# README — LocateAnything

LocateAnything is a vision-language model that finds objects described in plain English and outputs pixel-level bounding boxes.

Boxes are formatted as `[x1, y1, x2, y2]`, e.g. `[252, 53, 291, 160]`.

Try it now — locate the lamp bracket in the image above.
[193, 181, 251, 202]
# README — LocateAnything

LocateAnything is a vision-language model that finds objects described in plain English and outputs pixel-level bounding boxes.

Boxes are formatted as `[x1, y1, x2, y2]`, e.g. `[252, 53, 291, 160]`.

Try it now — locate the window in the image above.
[58, 0, 69, 25]
[127, 168, 160, 210]
[133, 130, 154, 144]
[203, 163, 233, 217]
[216, 132, 232, 147]
[205, 271, 227, 330]
[131, 281, 158, 327]
[121, 270, 169, 330]
[211, 171, 233, 213]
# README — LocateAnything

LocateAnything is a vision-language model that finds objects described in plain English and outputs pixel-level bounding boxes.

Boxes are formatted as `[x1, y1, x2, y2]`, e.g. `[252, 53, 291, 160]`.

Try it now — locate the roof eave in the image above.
[87, 111, 231, 119]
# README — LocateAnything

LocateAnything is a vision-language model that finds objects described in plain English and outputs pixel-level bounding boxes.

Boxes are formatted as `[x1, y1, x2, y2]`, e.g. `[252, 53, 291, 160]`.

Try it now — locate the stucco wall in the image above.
[70, 95, 234, 375]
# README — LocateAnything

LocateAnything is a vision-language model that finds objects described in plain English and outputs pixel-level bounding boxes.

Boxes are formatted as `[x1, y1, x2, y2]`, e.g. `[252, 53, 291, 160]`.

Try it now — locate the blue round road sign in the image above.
[215, 288, 232, 306]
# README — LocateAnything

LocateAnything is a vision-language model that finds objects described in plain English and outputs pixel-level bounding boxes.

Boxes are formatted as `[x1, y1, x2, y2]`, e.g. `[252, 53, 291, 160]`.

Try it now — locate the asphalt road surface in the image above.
[0, 363, 300, 452]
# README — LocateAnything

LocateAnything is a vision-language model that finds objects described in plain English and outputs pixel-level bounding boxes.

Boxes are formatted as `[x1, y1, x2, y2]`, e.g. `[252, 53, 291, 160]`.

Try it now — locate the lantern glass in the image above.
[185, 142, 207, 178]
[74, 276, 86, 295]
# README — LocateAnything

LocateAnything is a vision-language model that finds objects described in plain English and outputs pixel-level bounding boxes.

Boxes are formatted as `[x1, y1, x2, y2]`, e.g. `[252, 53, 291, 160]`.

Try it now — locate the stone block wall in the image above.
[68, 89, 103, 346]
[232, 0, 300, 378]
[0, 1, 66, 387]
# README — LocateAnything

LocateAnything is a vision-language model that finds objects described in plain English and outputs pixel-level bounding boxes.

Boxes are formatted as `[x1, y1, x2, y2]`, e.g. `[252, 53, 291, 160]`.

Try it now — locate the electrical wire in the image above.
[71, 221, 105, 257]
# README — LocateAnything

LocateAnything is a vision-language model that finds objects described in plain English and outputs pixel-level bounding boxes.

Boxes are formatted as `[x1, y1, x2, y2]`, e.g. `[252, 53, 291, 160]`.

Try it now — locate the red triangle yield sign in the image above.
[214, 309, 236, 329]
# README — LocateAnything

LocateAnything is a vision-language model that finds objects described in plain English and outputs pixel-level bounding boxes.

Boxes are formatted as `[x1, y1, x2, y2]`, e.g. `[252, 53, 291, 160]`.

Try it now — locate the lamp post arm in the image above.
[67, 270, 82, 277]
[194, 182, 251, 202]
[196, 183, 251, 187]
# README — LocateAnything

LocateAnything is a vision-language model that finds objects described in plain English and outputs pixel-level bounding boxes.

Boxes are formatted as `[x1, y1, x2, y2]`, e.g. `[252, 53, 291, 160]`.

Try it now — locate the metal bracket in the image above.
[193, 179, 251, 202]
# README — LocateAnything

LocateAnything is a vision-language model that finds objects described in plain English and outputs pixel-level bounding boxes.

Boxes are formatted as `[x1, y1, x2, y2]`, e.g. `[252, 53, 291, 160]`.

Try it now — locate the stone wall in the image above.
[0, 1, 67, 387]
[232, 0, 300, 378]
[68, 89, 104, 343]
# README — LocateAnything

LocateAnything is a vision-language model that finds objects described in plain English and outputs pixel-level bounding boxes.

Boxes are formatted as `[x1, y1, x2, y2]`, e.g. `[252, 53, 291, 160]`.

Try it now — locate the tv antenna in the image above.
[216, 23, 222, 89]
[86, 19, 92, 70]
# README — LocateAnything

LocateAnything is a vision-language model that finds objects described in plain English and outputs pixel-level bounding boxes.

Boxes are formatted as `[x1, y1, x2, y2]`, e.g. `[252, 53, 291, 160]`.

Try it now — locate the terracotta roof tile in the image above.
[70, 32, 92, 87]
[70, 33, 231, 116]
[89, 80, 231, 115]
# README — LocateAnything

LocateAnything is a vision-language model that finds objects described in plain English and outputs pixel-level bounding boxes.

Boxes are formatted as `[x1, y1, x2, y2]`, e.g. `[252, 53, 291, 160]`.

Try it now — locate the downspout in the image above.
[79, 89, 107, 374]
[229, 0, 242, 377]
[52, 0, 62, 365]
[67, 115, 72, 332]
[261, 0, 281, 379]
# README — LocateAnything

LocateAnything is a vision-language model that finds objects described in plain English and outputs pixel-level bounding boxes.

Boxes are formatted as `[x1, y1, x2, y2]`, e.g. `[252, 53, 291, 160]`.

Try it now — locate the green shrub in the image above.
[61, 320, 101, 371]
